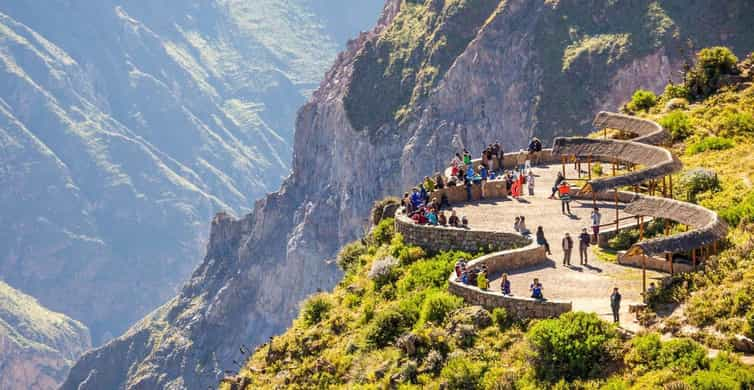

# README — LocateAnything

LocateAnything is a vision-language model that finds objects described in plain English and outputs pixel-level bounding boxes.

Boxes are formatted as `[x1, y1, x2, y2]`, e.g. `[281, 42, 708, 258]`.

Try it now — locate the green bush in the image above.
[592, 162, 603, 177]
[397, 251, 469, 295]
[686, 136, 734, 155]
[302, 294, 332, 326]
[440, 356, 484, 390]
[624, 333, 662, 372]
[419, 291, 463, 326]
[719, 191, 754, 227]
[686, 47, 739, 99]
[491, 307, 511, 331]
[526, 312, 618, 381]
[337, 241, 366, 271]
[368, 255, 400, 289]
[680, 168, 720, 202]
[608, 228, 639, 250]
[663, 83, 690, 100]
[684, 370, 738, 390]
[627, 89, 657, 112]
[656, 338, 708, 374]
[718, 110, 754, 137]
[746, 310, 754, 338]
[660, 111, 693, 141]
[372, 217, 395, 245]
[365, 307, 409, 348]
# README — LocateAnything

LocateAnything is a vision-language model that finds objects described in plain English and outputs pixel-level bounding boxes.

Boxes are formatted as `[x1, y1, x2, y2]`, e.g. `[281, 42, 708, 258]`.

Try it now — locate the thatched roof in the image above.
[552, 137, 683, 193]
[623, 196, 728, 256]
[592, 111, 669, 144]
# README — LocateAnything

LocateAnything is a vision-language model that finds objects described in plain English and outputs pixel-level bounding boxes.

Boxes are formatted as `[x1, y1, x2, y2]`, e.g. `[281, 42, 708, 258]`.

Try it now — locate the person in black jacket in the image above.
[579, 228, 591, 265]
[610, 287, 622, 324]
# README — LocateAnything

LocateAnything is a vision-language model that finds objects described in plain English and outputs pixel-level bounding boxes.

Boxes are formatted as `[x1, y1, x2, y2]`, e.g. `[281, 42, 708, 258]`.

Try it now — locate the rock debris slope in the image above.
[63, 0, 754, 389]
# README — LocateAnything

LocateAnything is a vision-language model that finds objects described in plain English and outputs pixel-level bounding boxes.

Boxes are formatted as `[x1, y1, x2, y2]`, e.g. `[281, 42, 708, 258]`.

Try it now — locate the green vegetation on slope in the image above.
[225, 214, 754, 389]
[343, 0, 501, 133]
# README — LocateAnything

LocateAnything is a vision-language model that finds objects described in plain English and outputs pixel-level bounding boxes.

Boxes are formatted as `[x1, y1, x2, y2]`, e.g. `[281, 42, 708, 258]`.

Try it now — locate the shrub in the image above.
[397, 245, 426, 265]
[656, 338, 708, 374]
[624, 333, 662, 372]
[659, 111, 693, 141]
[526, 312, 618, 381]
[679, 168, 720, 202]
[686, 136, 734, 155]
[717, 110, 754, 137]
[372, 217, 395, 245]
[365, 307, 409, 348]
[337, 241, 366, 271]
[491, 307, 511, 331]
[719, 192, 754, 227]
[627, 89, 657, 112]
[686, 47, 739, 99]
[746, 310, 754, 338]
[368, 255, 399, 289]
[684, 370, 737, 389]
[663, 83, 690, 100]
[440, 356, 484, 390]
[419, 291, 462, 327]
[397, 251, 469, 295]
[608, 228, 639, 250]
[302, 294, 332, 326]
[592, 162, 603, 177]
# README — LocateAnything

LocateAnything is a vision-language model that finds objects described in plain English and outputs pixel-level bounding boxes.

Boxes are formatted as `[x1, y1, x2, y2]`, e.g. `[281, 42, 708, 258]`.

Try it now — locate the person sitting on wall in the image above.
[464, 176, 473, 202]
[435, 174, 445, 190]
[468, 268, 478, 286]
[411, 208, 428, 224]
[463, 148, 472, 166]
[419, 183, 428, 203]
[549, 171, 565, 199]
[536, 226, 552, 255]
[530, 278, 544, 300]
[489, 170, 497, 180]
[451, 153, 463, 177]
[466, 165, 475, 181]
[519, 216, 530, 236]
[438, 211, 447, 226]
[401, 192, 413, 215]
[410, 187, 423, 209]
[426, 209, 438, 225]
[461, 270, 469, 285]
[472, 168, 483, 185]
[501, 273, 511, 295]
[461, 215, 469, 229]
[455, 261, 463, 278]
[424, 176, 435, 193]
[447, 176, 457, 187]
[448, 210, 460, 227]
[480, 164, 488, 181]
[505, 171, 514, 195]
[477, 268, 489, 290]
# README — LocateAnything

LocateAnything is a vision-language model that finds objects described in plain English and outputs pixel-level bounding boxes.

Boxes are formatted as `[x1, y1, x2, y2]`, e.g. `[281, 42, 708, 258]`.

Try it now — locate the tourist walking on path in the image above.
[562, 233, 573, 266]
[527, 170, 535, 196]
[579, 228, 591, 265]
[549, 171, 565, 198]
[558, 181, 572, 215]
[501, 274, 511, 295]
[591, 208, 602, 242]
[530, 278, 544, 300]
[611, 287, 622, 324]
[536, 226, 552, 255]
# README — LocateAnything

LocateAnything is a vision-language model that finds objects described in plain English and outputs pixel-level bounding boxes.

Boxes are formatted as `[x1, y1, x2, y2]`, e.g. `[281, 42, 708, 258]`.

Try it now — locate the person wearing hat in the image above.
[562, 232, 573, 266]
[579, 228, 591, 265]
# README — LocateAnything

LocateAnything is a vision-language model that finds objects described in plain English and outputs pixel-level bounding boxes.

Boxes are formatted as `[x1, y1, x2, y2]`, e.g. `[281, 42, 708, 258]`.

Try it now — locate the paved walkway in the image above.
[450, 163, 666, 330]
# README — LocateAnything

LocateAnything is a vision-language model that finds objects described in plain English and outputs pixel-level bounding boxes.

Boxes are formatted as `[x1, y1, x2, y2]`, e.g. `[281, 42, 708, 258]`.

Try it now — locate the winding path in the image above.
[396, 111, 727, 329]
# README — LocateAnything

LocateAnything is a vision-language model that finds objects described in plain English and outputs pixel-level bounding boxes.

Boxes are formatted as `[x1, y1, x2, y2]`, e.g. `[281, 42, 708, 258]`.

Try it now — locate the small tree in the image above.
[686, 47, 739, 99]
[440, 356, 485, 390]
[419, 290, 463, 326]
[659, 111, 693, 141]
[302, 294, 332, 326]
[627, 89, 657, 112]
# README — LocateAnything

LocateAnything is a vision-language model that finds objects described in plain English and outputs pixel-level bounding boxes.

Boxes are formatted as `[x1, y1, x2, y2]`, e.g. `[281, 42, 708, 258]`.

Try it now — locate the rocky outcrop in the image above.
[0, 281, 91, 390]
[64, 1, 754, 388]
[0, 0, 381, 346]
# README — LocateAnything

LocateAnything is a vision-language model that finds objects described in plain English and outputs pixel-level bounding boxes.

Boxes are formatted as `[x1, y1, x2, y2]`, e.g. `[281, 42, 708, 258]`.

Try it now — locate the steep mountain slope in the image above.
[0, 0, 382, 344]
[63, 1, 754, 389]
[0, 281, 91, 389]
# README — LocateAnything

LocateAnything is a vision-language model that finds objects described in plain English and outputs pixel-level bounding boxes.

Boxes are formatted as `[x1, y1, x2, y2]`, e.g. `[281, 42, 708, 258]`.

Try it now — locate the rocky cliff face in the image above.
[63, 1, 754, 388]
[0, 0, 382, 346]
[0, 281, 91, 390]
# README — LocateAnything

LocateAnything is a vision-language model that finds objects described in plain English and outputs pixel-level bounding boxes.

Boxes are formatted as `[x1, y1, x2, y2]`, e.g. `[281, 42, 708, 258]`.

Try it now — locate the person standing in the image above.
[590, 208, 602, 242]
[558, 181, 571, 215]
[611, 287, 622, 324]
[527, 170, 535, 196]
[536, 226, 552, 255]
[501, 274, 511, 295]
[562, 233, 573, 266]
[579, 228, 591, 265]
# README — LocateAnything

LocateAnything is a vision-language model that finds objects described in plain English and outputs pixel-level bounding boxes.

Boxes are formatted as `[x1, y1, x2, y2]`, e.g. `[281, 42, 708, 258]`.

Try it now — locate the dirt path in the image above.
[450, 164, 666, 331]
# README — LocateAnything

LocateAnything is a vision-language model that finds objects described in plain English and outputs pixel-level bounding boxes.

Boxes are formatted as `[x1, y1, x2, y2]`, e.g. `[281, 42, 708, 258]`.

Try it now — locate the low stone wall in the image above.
[395, 214, 529, 253]
[618, 252, 694, 274]
[448, 280, 572, 319]
[474, 243, 547, 274]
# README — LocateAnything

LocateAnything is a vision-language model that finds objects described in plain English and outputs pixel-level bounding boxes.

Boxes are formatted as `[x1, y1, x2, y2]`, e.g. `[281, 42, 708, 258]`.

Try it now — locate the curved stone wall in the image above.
[593, 111, 669, 144]
[447, 243, 571, 319]
[394, 213, 530, 253]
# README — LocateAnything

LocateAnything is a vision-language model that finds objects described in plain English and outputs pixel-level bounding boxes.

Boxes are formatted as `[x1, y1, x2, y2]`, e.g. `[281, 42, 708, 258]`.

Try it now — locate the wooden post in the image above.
[612, 159, 617, 176]
[642, 253, 647, 303]
[578, 159, 581, 178]
[713, 241, 718, 255]
[588, 155, 592, 180]
[615, 191, 619, 231]
[639, 216, 645, 241]
[669, 175, 673, 199]
[692, 248, 697, 269]
[562, 156, 566, 177]
[667, 252, 674, 275]
[662, 176, 667, 197]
